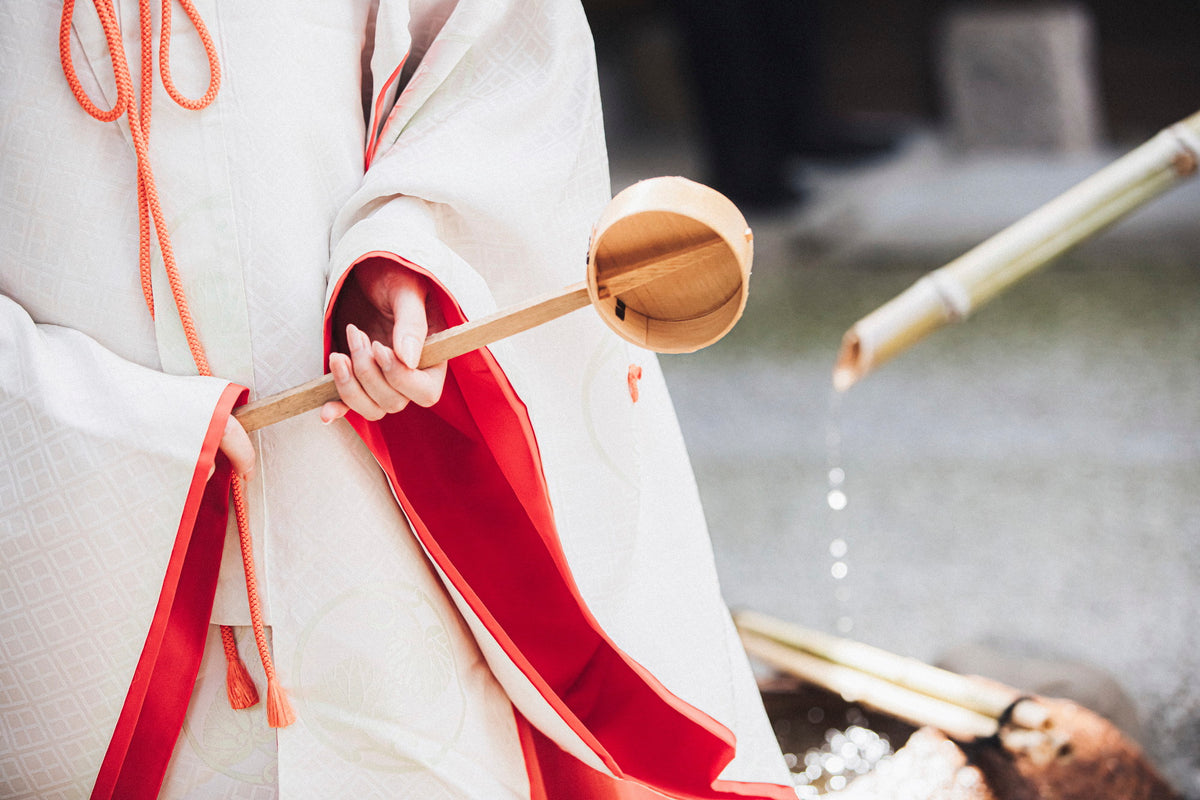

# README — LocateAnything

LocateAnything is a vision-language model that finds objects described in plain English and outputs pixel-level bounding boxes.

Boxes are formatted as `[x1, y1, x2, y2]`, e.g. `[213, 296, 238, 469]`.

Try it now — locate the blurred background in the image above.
[581, 1, 1200, 796]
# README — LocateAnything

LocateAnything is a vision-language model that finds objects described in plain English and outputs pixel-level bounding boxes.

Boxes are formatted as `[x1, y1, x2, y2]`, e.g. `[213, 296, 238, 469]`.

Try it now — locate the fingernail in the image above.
[373, 341, 395, 368]
[331, 355, 350, 381]
[399, 336, 421, 370]
[347, 324, 364, 352]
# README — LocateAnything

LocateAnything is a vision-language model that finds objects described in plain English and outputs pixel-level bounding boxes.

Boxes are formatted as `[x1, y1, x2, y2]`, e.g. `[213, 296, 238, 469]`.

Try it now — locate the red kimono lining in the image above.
[333, 253, 794, 799]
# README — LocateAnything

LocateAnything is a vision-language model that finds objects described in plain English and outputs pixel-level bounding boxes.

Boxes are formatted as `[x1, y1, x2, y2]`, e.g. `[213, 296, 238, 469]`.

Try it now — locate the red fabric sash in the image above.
[91, 383, 245, 800]
[335, 256, 794, 799]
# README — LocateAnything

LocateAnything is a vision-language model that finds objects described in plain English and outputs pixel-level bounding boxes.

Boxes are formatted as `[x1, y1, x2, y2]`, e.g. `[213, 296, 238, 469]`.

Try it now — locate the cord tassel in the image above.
[219, 625, 259, 709]
[225, 656, 260, 710]
[231, 478, 294, 727]
[265, 677, 297, 728]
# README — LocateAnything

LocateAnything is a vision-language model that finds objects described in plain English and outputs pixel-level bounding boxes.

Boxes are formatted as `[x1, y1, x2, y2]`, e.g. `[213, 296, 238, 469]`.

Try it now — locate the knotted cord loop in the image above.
[157, 0, 221, 110]
[59, 0, 292, 726]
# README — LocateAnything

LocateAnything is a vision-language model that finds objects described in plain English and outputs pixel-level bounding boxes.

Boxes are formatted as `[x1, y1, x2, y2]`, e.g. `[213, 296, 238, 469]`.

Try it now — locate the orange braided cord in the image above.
[231, 478, 295, 726]
[59, 0, 129, 121]
[219, 624, 260, 709]
[60, 0, 288, 725]
[59, 0, 221, 346]
[157, 0, 221, 110]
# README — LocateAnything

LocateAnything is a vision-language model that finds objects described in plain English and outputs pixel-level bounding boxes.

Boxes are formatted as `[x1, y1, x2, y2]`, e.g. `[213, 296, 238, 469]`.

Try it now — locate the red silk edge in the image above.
[516, 710, 793, 800]
[364, 51, 410, 169]
[91, 382, 247, 800]
[517, 709, 669, 800]
[326, 253, 793, 799]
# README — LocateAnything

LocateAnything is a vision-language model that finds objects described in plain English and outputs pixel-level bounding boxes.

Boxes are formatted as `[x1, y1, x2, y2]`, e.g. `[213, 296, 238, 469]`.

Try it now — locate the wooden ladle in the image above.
[234, 176, 753, 432]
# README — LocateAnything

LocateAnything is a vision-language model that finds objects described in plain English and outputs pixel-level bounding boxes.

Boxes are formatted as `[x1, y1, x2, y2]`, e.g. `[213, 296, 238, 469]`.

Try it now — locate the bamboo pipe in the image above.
[739, 629, 1000, 741]
[734, 610, 1049, 734]
[833, 110, 1200, 392]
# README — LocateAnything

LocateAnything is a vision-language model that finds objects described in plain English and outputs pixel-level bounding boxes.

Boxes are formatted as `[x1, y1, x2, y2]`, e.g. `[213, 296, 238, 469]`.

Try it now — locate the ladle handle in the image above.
[233, 282, 591, 432]
[234, 229, 731, 432]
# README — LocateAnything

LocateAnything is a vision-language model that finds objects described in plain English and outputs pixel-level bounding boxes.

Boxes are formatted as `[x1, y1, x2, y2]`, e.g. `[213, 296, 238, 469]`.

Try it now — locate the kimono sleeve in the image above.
[0, 292, 243, 796]
[325, 0, 610, 318]
[314, 3, 795, 799]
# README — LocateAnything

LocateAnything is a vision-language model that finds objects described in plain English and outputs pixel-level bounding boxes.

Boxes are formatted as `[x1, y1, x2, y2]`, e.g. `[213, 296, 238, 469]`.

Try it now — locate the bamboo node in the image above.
[1170, 151, 1197, 177]
[1166, 123, 1200, 176]
[920, 272, 972, 322]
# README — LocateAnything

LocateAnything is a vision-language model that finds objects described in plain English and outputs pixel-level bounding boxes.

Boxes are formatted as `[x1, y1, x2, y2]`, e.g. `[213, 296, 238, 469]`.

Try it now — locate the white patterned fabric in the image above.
[0, 1, 791, 797]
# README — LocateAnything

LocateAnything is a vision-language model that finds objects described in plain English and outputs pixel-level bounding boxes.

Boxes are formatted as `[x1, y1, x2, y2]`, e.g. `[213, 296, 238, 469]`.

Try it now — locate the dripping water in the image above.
[774, 389, 902, 795]
[824, 388, 853, 636]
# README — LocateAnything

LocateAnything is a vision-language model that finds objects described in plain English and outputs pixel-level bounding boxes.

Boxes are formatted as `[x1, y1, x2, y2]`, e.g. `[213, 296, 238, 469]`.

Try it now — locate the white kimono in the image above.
[0, 1, 793, 798]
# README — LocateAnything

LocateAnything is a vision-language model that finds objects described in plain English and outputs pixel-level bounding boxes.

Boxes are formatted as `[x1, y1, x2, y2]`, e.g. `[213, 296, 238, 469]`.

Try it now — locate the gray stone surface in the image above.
[938, 4, 1104, 152]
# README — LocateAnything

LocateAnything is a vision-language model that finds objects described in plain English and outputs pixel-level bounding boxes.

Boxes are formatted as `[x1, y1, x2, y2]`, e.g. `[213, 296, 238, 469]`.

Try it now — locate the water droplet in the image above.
[829, 775, 848, 792]
[831, 561, 848, 580]
[847, 726, 873, 746]
[837, 615, 855, 633]
[828, 467, 845, 486]
[826, 489, 848, 510]
[822, 754, 846, 775]
[864, 740, 889, 762]
[829, 538, 848, 558]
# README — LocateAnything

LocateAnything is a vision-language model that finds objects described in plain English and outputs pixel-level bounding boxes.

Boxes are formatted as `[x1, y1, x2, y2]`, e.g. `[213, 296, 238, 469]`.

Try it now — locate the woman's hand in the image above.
[322, 259, 447, 424]
[211, 414, 255, 482]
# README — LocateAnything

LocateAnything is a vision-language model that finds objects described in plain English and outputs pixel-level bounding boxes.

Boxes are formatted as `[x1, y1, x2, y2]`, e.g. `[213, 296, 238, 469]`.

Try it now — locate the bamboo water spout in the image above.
[833, 110, 1200, 392]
